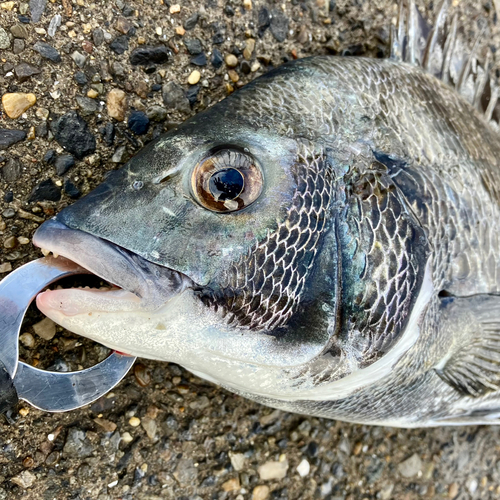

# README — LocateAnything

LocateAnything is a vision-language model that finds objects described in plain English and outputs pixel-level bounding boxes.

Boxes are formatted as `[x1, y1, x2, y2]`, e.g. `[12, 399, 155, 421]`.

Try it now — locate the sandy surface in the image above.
[1, 0, 500, 498]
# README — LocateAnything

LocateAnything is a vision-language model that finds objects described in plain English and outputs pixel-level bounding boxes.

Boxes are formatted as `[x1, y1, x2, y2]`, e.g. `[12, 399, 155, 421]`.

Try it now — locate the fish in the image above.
[31, 0, 500, 427]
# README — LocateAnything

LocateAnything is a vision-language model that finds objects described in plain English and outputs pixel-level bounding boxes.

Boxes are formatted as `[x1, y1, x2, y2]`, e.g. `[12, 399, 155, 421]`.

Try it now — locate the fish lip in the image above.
[33, 218, 194, 309]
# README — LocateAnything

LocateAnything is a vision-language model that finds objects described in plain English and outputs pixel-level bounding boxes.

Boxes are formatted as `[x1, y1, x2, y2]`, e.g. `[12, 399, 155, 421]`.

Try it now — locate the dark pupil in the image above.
[209, 168, 244, 202]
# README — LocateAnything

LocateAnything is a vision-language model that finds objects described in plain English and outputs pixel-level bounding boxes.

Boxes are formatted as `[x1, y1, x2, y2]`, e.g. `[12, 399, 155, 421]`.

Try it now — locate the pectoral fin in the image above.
[435, 295, 500, 397]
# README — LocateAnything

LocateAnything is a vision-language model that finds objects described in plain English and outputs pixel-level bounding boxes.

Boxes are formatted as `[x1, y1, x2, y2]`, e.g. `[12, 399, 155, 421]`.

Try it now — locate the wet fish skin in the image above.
[34, 26, 500, 425]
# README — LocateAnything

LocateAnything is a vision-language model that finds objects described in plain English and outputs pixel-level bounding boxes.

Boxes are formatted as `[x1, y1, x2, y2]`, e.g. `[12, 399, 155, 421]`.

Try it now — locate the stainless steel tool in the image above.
[0, 257, 136, 412]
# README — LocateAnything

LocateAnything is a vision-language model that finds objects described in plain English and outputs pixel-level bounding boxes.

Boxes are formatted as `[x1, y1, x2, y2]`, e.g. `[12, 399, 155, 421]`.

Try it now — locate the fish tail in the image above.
[390, 0, 500, 132]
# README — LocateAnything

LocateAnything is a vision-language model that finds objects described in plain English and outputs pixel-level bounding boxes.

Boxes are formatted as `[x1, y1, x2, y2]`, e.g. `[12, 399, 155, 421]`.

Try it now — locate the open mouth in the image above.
[33, 219, 192, 316]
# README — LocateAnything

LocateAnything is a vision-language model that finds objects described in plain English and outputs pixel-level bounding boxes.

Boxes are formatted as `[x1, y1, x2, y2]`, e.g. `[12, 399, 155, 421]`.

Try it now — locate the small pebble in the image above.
[10, 471, 35, 489]
[222, 477, 240, 492]
[51, 111, 96, 159]
[229, 452, 245, 471]
[20, 332, 35, 348]
[176, 26, 185, 36]
[252, 485, 270, 500]
[87, 89, 99, 99]
[33, 317, 56, 340]
[0, 129, 27, 149]
[29, 179, 61, 202]
[243, 0, 252, 10]
[129, 416, 141, 427]
[257, 460, 288, 480]
[398, 453, 422, 478]
[14, 63, 41, 83]
[296, 458, 310, 477]
[3, 236, 17, 249]
[243, 38, 255, 60]
[225, 53, 238, 67]
[228, 69, 239, 83]
[2, 93, 37, 119]
[33, 41, 61, 62]
[55, 154, 75, 175]
[0, 27, 10, 49]
[107, 89, 127, 121]
[121, 431, 133, 443]
[47, 14, 61, 36]
[128, 110, 150, 135]
[1, 1, 15, 11]
[448, 482, 459, 498]
[188, 70, 201, 84]
[0, 262, 13, 273]
[169, 3, 180, 14]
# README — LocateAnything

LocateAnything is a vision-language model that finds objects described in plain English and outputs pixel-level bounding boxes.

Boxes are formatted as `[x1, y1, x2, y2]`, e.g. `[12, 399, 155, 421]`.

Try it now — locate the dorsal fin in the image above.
[390, 0, 500, 132]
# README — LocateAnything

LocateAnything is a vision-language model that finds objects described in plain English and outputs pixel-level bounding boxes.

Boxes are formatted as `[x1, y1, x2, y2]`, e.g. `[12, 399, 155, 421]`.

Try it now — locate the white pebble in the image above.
[296, 458, 310, 477]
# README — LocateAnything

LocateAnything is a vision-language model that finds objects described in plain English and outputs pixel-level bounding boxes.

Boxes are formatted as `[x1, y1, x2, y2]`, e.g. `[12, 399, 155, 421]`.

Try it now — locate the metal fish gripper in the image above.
[0, 257, 136, 413]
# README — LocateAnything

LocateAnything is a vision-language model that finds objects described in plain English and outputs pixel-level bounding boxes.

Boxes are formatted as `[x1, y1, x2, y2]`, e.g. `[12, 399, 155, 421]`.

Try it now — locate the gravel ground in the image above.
[1, 0, 500, 499]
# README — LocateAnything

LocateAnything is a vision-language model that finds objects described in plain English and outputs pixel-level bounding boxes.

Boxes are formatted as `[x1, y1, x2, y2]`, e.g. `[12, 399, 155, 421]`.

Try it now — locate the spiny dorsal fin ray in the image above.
[390, 0, 500, 131]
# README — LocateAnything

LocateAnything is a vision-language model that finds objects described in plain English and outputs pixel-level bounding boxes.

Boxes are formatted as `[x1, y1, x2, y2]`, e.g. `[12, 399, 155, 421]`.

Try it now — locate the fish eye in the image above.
[191, 148, 263, 213]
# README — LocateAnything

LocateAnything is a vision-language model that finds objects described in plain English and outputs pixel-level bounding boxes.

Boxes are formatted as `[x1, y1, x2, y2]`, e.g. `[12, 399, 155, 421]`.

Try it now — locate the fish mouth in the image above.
[33, 218, 193, 316]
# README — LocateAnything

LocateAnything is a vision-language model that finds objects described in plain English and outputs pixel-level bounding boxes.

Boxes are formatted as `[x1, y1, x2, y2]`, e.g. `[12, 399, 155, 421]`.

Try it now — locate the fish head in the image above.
[33, 89, 430, 405]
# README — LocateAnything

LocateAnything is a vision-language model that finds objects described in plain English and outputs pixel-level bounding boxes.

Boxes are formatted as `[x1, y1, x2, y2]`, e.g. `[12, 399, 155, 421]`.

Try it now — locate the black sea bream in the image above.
[33, 1, 500, 427]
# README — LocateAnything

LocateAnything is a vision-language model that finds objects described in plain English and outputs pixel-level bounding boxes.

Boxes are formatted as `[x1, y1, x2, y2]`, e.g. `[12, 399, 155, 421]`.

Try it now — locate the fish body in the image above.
[33, 3, 500, 427]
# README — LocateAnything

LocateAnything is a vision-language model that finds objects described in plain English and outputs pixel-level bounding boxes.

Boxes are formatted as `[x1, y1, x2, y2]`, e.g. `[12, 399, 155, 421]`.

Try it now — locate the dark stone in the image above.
[13, 39, 25, 54]
[240, 60, 251, 74]
[64, 179, 81, 199]
[1, 159, 22, 182]
[186, 85, 199, 106]
[191, 52, 206, 66]
[211, 22, 225, 44]
[35, 122, 47, 138]
[92, 28, 104, 46]
[55, 154, 75, 175]
[30, 0, 47, 23]
[129, 45, 169, 65]
[270, 10, 288, 42]
[183, 12, 199, 30]
[257, 7, 271, 37]
[0, 129, 26, 149]
[29, 178, 61, 202]
[3, 62, 14, 73]
[14, 62, 41, 82]
[75, 96, 98, 116]
[18, 15, 31, 23]
[4, 191, 13, 203]
[211, 49, 223, 68]
[74, 71, 87, 85]
[151, 83, 162, 91]
[306, 441, 319, 458]
[110, 35, 129, 54]
[33, 41, 61, 62]
[122, 4, 135, 16]
[43, 149, 56, 164]
[183, 38, 202, 55]
[162, 81, 191, 114]
[102, 122, 115, 147]
[63, 428, 94, 458]
[128, 110, 150, 135]
[143, 64, 156, 74]
[51, 111, 96, 159]
[224, 5, 235, 16]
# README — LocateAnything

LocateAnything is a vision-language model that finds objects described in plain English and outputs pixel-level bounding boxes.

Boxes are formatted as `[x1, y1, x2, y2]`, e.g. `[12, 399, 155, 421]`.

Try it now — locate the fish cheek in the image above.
[203, 148, 342, 336]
